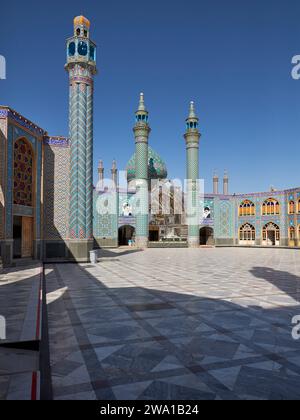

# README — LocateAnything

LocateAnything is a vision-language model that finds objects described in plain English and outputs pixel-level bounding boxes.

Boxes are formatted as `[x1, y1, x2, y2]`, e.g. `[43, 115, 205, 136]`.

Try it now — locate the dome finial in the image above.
[138, 92, 146, 111]
[74, 16, 91, 29]
[189, 100, 197, 118]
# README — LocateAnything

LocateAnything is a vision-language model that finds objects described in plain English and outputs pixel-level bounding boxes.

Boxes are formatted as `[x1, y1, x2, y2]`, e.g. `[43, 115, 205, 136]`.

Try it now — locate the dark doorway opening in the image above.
[13, 216, 22, 258]
[200, 227, 214, 246]
[267, 230, 276, 246]
[118, 225, 135, 246]
[149, 229, 159, 242]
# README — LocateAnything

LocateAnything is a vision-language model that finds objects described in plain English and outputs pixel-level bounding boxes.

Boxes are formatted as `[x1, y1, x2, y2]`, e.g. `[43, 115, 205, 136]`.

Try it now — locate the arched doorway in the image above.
[118, 225, 135, 246]
[13, 138, 34, 258]
[262, 222, 280, 246]
[200, 227, 214, 246]
[239, 223, 256, 246]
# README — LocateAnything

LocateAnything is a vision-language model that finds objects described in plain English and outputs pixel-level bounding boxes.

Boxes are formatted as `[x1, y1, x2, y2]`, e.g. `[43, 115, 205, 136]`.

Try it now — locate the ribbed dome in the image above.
[126, 146, 168, 182]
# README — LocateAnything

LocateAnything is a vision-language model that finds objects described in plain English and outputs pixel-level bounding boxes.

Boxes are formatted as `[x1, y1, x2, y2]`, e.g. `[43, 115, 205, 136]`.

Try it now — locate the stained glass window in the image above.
[262, 198, 280, 215]
[13, 139, 33, 206]
[239, 200, 255, 216]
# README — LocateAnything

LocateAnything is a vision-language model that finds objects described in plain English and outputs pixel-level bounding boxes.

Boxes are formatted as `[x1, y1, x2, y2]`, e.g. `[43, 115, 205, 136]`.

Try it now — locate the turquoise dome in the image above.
[126, 146, 168, 182]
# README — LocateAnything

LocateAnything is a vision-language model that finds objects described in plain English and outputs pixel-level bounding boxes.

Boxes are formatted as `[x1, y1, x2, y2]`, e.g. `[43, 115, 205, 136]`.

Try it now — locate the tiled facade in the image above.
[43, 137, 70, 241]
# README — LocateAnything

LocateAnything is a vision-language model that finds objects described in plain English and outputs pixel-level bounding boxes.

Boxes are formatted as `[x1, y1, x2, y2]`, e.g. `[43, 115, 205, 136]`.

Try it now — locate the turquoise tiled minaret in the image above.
[133, 93, 151, 248]
[65, 16, 97, 260]
[184, 101, 201, 247]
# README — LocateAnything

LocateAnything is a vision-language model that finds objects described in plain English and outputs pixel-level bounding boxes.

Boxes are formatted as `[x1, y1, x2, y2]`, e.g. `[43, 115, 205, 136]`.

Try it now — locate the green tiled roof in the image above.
[126, 146, 168, 182]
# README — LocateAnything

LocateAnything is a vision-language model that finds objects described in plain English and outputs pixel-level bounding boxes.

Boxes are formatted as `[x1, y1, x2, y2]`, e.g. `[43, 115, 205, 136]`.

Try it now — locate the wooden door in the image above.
[21, 217, 33, 258]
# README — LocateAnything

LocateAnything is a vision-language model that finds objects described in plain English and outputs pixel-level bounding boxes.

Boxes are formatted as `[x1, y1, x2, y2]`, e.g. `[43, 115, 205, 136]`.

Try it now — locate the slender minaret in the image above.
[184, 101, 201, 248]
[213, 172, 219, 194]
[223, 171, 229, 195]
[133, 93, 151, 248]
[65, 16, 97, 260]
[97, 160, 104, 190]
[111, 160, 118, 187]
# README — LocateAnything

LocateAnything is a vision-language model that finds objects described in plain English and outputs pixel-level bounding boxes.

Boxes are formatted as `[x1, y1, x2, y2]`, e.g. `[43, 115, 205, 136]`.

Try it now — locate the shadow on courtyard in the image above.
[42, 263, 300, 401]
[250, 267, 300, 302]
[97, 248, 143, 259]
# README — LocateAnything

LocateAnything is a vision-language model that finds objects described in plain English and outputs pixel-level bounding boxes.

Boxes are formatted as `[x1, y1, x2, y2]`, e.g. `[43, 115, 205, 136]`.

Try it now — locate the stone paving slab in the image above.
[45, 248, 300, 400]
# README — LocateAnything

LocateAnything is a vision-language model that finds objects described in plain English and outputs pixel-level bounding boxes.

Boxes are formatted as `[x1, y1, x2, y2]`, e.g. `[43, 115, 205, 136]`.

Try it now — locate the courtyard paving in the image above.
[46, 248, 300, 400]
[0, 264, 42, 400]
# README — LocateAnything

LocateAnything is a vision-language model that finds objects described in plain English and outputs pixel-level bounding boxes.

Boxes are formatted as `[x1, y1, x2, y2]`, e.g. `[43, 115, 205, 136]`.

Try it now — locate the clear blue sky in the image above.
[1, 0, 300, 194]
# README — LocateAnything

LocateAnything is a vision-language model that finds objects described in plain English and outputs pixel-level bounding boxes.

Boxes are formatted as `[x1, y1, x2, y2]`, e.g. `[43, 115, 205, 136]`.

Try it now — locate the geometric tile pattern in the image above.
[13, 139, 33, 206]
[43, 144, 70, 240]
[69, 64, 94, 240]
[134, 123, 150, 243]
[219, 200, 231, 238]
[93, 190, 118, 240]
[46, 248, 300, 400]
[185, 128, 200, 245]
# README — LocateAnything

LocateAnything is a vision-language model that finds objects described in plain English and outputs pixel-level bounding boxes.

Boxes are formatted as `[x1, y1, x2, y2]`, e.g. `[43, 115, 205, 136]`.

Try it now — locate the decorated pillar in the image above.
[184, 101, 201, 248]
[65, 16, 97, 260]
[133, 93, 151, 248]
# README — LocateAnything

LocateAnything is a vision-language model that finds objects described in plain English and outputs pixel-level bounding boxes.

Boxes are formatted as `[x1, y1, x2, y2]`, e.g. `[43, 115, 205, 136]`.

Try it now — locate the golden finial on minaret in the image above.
[74, 16, 91, 28]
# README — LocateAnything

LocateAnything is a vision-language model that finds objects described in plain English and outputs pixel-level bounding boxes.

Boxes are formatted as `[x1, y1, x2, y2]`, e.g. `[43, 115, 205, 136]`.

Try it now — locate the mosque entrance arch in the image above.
[262, 222, 280, 246]
[200, 227, 214, 246]
[118, 225, 135, 246]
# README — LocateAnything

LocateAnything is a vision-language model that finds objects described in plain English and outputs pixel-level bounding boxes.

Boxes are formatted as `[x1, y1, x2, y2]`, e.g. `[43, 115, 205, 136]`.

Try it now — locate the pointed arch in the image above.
[239, 223, 255, 245]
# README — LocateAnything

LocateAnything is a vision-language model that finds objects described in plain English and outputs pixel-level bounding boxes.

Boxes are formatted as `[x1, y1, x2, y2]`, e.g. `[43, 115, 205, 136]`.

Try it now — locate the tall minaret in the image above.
[97, 160, 104, 190]
[65, 16, 97, 260]
[213, 172, 219, 194]
[111, 160, 118, 187]
[184, 101, 201, 248]
[223, 171, 229, 195]
[133, 93, 151, 248]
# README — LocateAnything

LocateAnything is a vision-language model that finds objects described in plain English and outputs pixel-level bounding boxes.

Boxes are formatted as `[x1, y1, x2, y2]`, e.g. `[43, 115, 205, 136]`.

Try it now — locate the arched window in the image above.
[262, 198, 280, 216]
[289, 201, 295, 214]
[13, 138, 34, 207]
[239, 200, 255, 217]
[262, 222, 280, 245]
[239, 223, 255, 242]
[297, 199, 300, 214]
[289, 226, 295, 240]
